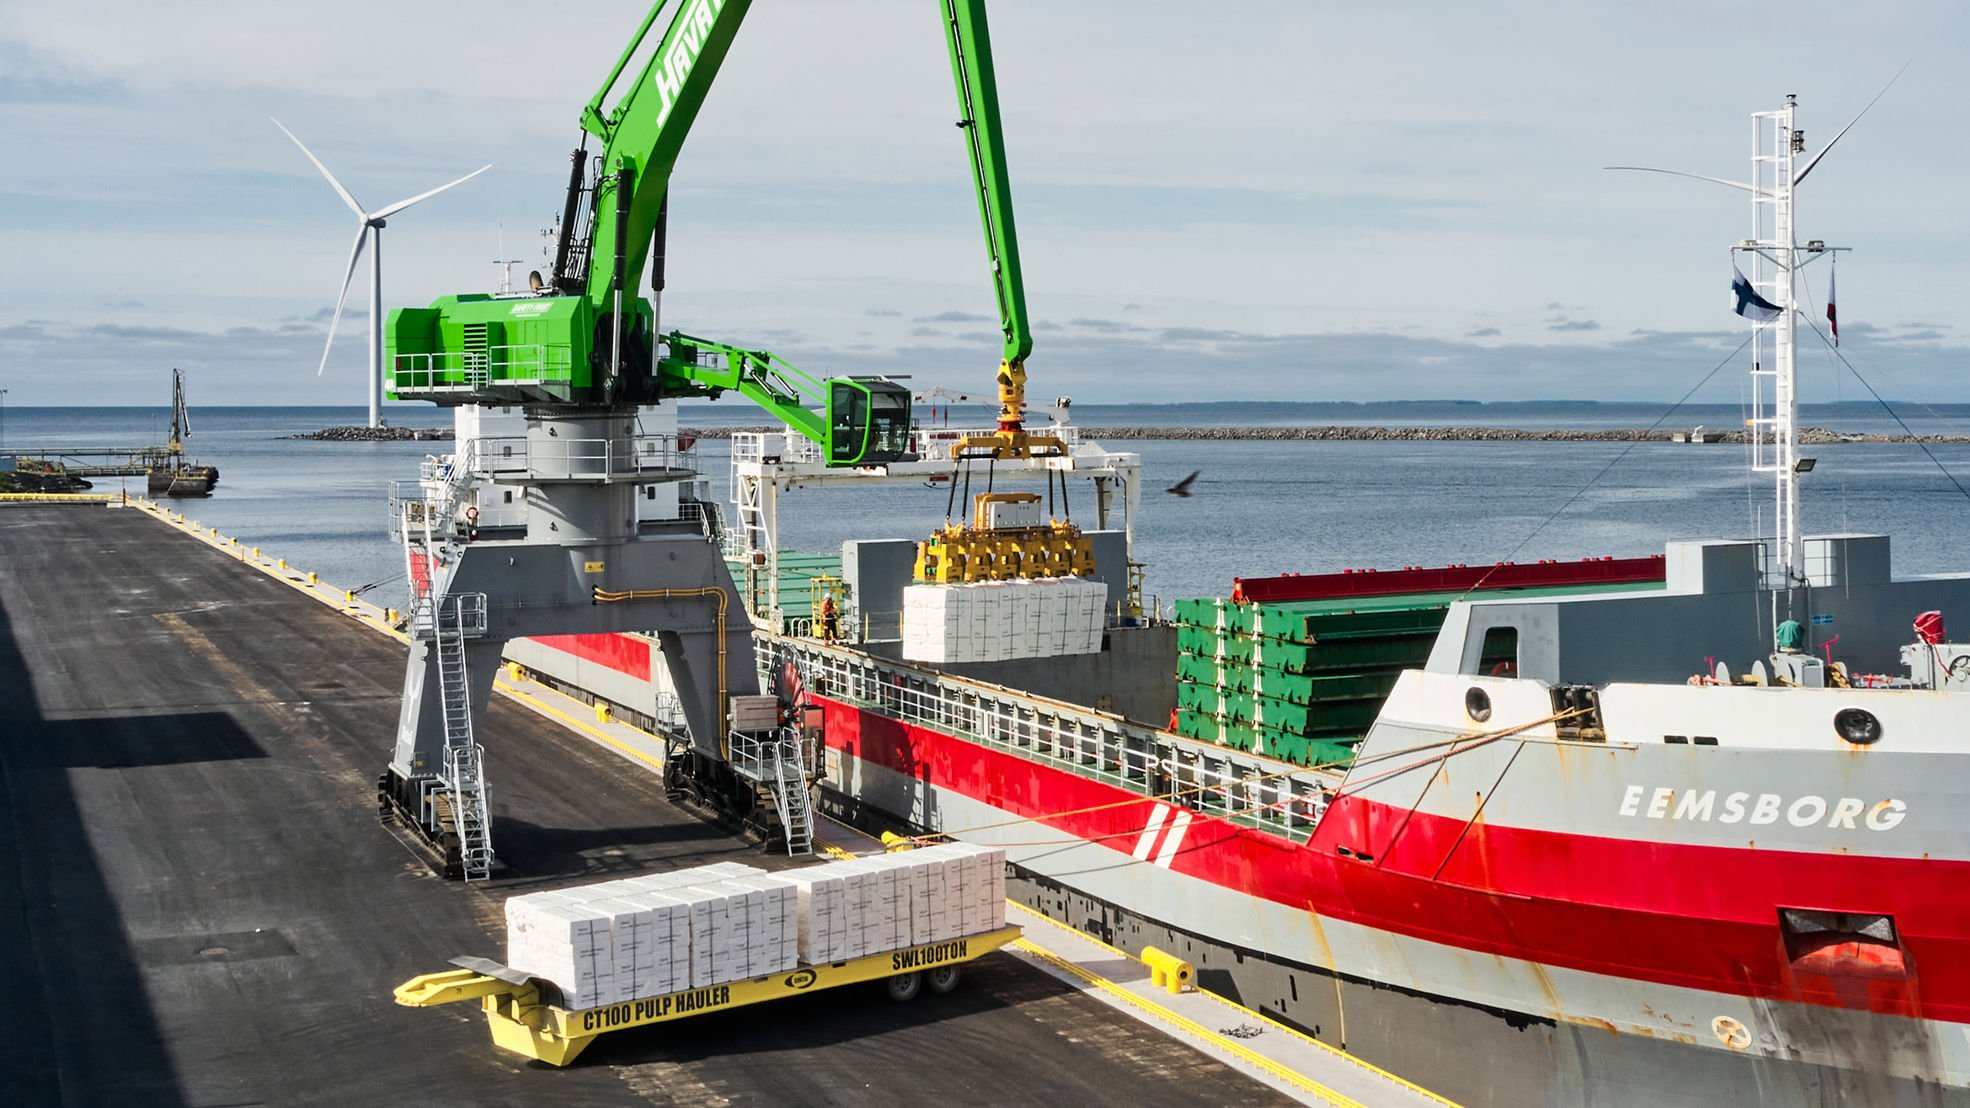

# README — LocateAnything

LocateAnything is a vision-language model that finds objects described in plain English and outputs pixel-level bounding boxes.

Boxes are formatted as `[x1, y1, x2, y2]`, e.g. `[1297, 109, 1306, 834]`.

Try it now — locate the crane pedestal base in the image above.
[377, 768, 500, 880]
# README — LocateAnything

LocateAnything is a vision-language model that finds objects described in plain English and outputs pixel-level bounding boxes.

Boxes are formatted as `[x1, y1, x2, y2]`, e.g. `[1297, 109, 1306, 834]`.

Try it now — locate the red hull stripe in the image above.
[820, 696, 1970, 1024]
[530, 633, 652, 682]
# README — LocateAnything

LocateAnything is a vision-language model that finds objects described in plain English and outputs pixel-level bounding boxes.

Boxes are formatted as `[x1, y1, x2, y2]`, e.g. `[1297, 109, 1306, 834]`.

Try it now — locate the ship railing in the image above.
[912, 424, 1083, 451]
[730, 431, 826, 467]
[391, 344, 575, 393]
[763, 637, 1329, 843]
[419, 433, 696, 485]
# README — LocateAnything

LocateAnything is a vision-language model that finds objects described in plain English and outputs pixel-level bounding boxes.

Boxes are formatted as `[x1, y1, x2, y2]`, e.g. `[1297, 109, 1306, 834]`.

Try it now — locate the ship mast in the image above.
[1741, 97, 1804, 602]
[1737, 96, 1846, 613]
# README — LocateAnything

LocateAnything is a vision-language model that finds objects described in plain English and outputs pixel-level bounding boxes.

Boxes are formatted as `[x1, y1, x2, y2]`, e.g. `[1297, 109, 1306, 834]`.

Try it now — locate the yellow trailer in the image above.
[395, 926, 1022, 1065]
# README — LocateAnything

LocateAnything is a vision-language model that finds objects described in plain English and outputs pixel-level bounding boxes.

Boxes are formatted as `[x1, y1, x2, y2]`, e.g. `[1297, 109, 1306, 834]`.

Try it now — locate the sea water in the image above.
[8, 404, 1970, 608]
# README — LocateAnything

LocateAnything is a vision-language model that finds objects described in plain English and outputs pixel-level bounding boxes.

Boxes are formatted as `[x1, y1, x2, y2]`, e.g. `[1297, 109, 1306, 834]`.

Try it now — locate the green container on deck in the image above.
[1247, 601, 1450, 643]
[1177, 652, 1255, 692]
[1250, 666, 1402, 706]
[1176, 626, 1254, 663]
[1175, 596, 1253, 634]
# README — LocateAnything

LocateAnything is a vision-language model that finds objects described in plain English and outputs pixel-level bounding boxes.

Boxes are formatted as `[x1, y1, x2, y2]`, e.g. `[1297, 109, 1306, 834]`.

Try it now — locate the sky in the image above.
[1, 0, 1966, 408]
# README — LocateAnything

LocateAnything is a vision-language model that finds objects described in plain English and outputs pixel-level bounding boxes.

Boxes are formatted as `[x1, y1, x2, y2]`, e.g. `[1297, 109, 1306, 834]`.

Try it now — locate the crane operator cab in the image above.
[827, 378, 915, 465]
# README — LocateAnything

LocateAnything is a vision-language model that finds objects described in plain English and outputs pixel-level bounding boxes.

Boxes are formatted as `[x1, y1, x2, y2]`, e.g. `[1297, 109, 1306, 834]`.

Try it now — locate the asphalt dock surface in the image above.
[0, 505, 1284, 1107]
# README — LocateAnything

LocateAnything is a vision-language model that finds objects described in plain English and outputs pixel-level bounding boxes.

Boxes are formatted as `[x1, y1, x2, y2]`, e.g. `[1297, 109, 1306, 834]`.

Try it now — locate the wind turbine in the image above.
[274, 118, 489, 429]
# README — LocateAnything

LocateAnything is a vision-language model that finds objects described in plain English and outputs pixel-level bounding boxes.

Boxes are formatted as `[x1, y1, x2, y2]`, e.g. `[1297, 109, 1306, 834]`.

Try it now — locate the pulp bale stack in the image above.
[503, 846, 1007, 1008]
[505, 861, 789, 1007]
[902, 577, 1105, 663]
[1172, 595, 1457, 767]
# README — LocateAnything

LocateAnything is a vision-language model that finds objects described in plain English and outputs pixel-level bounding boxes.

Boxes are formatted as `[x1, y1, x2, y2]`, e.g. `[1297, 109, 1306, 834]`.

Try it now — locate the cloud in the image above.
[1547, 318, 1602, 332]
[1159, 326, 1247, 343]
[914, 310, 992, 324]
[1466, 326, 1501, 338]
[864, 308, 902, 317]
[1067, 317, 1150, 334]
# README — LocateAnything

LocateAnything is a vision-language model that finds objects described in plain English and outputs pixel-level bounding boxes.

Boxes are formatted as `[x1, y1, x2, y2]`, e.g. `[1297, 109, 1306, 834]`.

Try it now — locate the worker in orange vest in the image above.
[819, 594, 839, 643]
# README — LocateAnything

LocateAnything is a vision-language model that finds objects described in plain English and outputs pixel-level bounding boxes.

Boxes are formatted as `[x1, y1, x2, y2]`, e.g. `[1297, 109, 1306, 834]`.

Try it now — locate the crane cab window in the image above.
[827, 379, 913, 465]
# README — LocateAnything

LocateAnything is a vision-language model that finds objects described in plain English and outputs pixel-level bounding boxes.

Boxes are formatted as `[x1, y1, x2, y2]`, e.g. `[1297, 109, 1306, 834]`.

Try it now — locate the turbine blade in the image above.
[272, 117, 366, 218]
[1604, 166, 1763, 194]
[371, 164, 492, 220]
[318, 226, 369, 377]
[1794, 61, 1911, 187]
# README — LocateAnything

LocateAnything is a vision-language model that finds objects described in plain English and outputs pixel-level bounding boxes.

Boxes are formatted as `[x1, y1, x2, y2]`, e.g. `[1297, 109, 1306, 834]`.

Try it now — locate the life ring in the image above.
[464, 506, 480, 524]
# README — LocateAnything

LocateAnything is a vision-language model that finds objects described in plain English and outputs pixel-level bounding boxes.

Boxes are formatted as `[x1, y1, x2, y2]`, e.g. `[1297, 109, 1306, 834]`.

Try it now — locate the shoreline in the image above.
[686, 425, 1969, 445]
[287, 424, 1970, 445]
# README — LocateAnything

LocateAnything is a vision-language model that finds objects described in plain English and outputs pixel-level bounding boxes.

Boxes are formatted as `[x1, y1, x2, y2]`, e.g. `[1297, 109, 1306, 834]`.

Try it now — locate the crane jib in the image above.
[651, 0, 727, 129]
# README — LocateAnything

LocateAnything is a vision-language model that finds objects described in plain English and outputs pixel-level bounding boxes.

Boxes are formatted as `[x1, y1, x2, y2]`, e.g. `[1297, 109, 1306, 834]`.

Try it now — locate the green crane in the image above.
[385, 0, 912, 466]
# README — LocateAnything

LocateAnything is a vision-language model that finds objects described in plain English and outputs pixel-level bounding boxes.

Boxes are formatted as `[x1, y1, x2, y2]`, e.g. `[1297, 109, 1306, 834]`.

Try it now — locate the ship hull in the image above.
[815, 693, 1970, 1107]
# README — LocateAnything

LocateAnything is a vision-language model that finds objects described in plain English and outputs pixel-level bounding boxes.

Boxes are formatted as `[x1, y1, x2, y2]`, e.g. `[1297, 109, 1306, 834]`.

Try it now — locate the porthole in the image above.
[1834, 707, 1881, 746]
[1465, 687, 1492, 723]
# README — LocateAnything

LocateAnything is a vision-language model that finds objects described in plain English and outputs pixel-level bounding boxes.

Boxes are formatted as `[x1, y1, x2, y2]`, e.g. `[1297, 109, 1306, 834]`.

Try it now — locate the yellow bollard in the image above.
[385, 609, 399, 625]
[880, 831, 919, 852]
[595, 703, 613, 724]
[1141, 946, 1194, 995]
[344, 590, 356, 603]
[278, 559, 287, 570]
[308, 572, 318, 585]
[506, 663, 527, 682]
[251, 547, 259, 558]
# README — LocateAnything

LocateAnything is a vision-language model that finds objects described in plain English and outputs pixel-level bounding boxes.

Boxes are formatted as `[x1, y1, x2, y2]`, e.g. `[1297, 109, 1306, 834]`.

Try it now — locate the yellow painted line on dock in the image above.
[1005, 902, 1459, 1108]
[812, 837, 859, 861]
[0, 492, 115, 503]
[492, 676, 668, 774]
[1008, 936, 1364, 1108]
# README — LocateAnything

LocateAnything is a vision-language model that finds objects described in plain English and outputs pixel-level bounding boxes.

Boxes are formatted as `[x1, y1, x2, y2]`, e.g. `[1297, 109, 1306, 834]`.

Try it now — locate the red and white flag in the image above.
[1827, 267, 1839, 347]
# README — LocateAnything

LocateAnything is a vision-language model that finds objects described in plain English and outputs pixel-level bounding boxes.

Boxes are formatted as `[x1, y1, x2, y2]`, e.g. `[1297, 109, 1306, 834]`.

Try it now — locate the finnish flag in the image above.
[1731, 266, 1784, 323]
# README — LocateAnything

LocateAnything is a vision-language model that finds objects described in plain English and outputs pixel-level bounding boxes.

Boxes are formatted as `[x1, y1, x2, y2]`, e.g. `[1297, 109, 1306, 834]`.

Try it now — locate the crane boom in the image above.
[942, 0, 1030, 375]
[940, 1, 1059, 459]
[579, 0, 750, 305]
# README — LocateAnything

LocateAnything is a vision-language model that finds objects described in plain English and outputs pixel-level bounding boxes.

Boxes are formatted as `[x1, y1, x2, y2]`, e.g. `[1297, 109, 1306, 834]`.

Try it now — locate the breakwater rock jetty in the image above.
[679, 425, 1961, 445]
[288, 426, 454, 442]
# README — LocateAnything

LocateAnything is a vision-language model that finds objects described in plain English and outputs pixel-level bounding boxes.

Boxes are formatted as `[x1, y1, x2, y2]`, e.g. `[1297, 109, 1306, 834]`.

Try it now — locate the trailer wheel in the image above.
[885, 972, 922, 1003]
[925, 965, 961, 995]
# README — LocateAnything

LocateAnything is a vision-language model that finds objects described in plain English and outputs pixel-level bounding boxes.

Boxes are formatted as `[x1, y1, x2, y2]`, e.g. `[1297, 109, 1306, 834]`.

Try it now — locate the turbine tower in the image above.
[275, 119, 489, 429]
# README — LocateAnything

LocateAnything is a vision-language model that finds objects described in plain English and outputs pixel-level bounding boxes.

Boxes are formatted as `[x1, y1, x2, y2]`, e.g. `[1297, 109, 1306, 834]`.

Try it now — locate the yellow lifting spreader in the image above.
[915, 493, 1094, 584]
[395, 926, 1023, 1066]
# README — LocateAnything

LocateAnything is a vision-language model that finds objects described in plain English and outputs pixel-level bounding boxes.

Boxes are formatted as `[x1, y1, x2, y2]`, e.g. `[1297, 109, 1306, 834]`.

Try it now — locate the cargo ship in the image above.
[388, 98, 1966, 1106]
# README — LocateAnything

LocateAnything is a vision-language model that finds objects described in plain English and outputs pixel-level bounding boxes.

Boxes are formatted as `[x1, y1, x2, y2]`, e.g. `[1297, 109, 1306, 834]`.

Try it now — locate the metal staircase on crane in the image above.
[769, 728, 813, 857]
[434, 592, 493, 879]
[728, 725, 814, 857]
